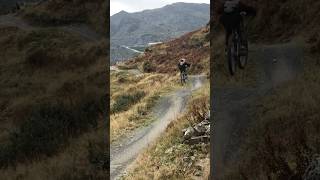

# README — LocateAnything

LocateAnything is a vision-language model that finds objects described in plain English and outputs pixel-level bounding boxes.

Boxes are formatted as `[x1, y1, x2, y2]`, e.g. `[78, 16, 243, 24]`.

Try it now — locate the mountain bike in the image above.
[180, 70, 188, 85]
[226, 12, 249, 75]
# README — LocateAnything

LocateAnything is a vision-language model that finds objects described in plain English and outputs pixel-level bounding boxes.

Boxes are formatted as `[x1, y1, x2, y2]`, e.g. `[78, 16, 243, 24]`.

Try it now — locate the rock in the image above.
[205, 124, 210, 135]
[182, 114, 211, 144]
[205, 110, 210, 120]
[184, 127, 195, 140]
[191, 156, 196, 161]
[194, 124, 207, 135]
[187, 135, 210, 145]
[194, 165, 203, 176]
[194, 171, 203, 177]
[199, 119, 210, 126]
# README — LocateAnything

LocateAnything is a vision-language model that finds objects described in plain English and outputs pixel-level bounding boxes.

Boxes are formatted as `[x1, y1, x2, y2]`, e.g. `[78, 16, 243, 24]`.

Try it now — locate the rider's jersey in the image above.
[178, 62, 190, 72]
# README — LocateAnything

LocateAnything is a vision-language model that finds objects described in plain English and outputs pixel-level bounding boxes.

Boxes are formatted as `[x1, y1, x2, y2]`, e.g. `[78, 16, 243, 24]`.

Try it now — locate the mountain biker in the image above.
[218, 0, 256, 54]
[178, 58, 191, 80]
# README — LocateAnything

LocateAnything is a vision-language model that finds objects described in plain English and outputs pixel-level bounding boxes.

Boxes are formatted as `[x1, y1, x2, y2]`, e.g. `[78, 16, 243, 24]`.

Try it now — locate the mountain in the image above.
[122, 24, 210, 75]
[110, 2, 210, 63]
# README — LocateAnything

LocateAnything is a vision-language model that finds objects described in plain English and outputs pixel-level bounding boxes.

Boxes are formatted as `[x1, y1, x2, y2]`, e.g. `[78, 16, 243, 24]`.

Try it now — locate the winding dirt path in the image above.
[211, 42, 304, 179]
[0, 13, 103, 41]
[110, 75, 205, 180]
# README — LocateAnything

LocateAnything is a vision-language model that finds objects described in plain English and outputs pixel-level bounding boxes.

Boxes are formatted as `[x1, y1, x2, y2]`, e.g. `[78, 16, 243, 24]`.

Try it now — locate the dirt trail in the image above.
[0, 14, 103, 41]
[211, 42, 304, 179]
[110, 75, 205, 180]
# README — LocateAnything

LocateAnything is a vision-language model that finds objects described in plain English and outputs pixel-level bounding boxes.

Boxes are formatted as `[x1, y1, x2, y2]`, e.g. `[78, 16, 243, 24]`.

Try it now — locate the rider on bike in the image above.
[178, 58, 191, 80]
[218, 0, 256, 54]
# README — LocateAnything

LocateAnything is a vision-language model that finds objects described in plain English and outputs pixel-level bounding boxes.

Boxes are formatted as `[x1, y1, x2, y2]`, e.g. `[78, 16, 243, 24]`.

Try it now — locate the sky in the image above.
[110, 0, 210, 16]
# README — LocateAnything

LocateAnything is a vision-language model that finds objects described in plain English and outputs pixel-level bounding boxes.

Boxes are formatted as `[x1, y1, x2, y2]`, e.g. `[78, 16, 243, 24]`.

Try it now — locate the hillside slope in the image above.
[124, 25, 210, 75]
[0, 1, 109, 179]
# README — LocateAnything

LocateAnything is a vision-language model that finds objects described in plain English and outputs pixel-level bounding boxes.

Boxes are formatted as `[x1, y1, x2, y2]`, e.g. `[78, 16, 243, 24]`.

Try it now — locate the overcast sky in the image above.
[110, 0, 210, 16]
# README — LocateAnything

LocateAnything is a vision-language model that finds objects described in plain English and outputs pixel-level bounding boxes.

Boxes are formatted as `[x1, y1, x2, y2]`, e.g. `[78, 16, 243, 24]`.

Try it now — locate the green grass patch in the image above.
[111, 91, 146, 114]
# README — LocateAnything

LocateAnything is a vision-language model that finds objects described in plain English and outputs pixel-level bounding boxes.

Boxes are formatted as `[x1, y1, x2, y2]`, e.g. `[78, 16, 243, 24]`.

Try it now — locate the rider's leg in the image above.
[236, 16, 247, 50]
[221, 13, 232, 55]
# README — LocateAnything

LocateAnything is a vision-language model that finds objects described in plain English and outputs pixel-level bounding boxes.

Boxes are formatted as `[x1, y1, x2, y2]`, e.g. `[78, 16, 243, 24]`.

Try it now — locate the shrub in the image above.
[111, 91, 146, 114]
[10, 104, 74, 160]
[142, 61, 154, 73]
[87, 139, 109, 170]
[0, 93, 107, 168]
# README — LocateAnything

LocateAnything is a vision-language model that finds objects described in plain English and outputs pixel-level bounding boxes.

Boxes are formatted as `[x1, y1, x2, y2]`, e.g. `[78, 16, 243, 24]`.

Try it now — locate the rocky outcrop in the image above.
[182, 111, 210, 145]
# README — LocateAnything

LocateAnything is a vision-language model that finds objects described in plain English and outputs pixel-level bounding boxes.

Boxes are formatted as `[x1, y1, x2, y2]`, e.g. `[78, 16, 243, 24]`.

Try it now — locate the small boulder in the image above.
[184, 127, 195, 140]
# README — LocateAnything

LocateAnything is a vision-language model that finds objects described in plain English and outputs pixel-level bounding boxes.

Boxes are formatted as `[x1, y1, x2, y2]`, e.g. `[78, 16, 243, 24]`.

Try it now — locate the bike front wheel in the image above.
[180, 73, 186, 85]
[238, 39, 248, 69]
[238, 22, 248, 69]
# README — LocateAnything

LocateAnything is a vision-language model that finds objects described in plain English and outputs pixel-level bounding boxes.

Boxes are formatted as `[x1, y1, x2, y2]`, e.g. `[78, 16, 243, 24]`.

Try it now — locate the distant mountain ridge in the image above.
[111, 2, 210, 63]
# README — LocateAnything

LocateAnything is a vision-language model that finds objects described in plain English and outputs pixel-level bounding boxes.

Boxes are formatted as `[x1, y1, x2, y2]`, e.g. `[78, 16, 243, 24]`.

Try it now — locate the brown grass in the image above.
[0, 23, 108, 178]
[110, 71, 180, 142]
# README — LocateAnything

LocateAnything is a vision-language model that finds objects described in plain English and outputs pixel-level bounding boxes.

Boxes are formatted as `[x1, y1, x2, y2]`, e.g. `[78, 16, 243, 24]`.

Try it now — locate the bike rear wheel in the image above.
[227, 34, 237, 76]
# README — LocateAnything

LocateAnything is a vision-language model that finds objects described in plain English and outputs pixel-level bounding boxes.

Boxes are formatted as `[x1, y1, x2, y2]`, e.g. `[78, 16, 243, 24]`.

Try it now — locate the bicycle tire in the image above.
[227, 33, 237, 76]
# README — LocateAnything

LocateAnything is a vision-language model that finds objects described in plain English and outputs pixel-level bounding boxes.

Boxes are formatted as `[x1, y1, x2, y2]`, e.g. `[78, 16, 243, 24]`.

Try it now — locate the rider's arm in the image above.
[239, 2, 257, 17]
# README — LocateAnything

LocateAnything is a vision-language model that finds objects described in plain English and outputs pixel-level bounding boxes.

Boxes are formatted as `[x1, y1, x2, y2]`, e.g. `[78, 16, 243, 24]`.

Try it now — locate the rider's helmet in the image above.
[180, 58, 186, 63]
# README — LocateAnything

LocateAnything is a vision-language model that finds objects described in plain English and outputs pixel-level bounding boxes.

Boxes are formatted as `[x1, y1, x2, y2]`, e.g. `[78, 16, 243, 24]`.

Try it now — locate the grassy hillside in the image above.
[124, 25, 210, 75]
[110, 70, 179, 142]
[0, 0, 109, 179]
